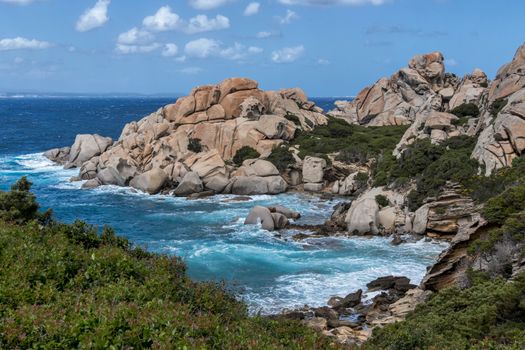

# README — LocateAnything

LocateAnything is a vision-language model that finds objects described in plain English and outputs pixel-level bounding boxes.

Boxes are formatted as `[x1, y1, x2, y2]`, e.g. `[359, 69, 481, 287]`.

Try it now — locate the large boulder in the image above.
[43, 147, 70, 164]
[488, 43, 525, 102]
[244, 206, 275, 231]
[174, 171, 203, 196]
[230, 175, 287, 195]
[302, 156, 326, 183]
[68, 134, 113, 167]
[129, 168, 168, 194]
[345, 197, 380, 235]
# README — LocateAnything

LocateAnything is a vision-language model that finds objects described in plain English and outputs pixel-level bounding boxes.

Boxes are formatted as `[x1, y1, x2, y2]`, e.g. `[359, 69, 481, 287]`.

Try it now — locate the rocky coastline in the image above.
[44, 42, 525, 346]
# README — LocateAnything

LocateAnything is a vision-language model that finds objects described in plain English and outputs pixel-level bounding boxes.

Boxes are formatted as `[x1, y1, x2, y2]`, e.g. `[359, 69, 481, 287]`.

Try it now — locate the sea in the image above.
[0, 95, 448, 314]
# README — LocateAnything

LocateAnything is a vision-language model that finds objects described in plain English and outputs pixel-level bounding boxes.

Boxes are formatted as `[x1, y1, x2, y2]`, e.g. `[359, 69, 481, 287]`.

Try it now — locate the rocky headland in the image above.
[44, 42, 525, 347]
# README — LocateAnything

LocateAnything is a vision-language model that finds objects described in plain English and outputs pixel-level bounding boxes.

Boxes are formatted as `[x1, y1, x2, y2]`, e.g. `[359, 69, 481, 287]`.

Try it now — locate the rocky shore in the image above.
[44, 42, 525, 346]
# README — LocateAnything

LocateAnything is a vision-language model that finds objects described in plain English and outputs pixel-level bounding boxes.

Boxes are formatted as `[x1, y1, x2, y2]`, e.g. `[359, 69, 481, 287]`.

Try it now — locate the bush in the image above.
[376, 137, 478, 211]
[233, 146, 260, 166]
[293, 117, 408, 160]
[0, 177, 50, 225]
[284, 113, 301, 126]
[188, 138, 203, 153]
[375, 194, 390, 207]
[368, 273, 525, 349]
[267, 146, 296, 172]
[490, 98, 508, 118]
[482, 184, 525, 225]
[0, 181, 340, 349]
[335, 145, 370, 164]
[450, 103, 480, 118]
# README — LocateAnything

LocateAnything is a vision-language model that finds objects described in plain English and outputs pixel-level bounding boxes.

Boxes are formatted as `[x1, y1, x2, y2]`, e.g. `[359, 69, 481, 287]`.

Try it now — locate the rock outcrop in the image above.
[472, 44, 525, 175]
[45, 78, 327, 196]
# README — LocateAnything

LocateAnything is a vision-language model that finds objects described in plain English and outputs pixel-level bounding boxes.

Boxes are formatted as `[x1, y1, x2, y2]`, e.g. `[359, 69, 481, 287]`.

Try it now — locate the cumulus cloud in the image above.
[76, 0, 110, 32]
[143, 6, 181, 32]
[277, 10, 299, 24]
[117, 27, 153, 45]
[244, 2, 260, 16]
[162, 43, 179, 57]
[278, 0, 388, 5]
[115, 43, 161, 54]
[0, 37, 52, 51]
[184, 38, 262, 61]
[189, 0, 230, 10]
[271, 45, 304, 63]
[184, 38, 221, 58]
[317, 58, 330, 65]
[185, 14, 230, 34]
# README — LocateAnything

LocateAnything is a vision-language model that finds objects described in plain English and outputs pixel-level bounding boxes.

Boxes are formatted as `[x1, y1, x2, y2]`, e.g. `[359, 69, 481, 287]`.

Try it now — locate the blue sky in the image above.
[0, 0, 523, 96]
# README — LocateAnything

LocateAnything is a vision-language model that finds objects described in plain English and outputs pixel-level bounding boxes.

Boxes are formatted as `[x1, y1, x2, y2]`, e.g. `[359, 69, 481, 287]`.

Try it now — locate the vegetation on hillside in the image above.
[292, 117, 408, 163]
[233, 146, 261, 166]
[0, 178, 340, 349]
[368, 273, 525, 349]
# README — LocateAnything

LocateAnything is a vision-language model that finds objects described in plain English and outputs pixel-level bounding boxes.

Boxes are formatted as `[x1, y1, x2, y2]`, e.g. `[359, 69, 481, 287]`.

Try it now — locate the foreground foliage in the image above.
[0, 178, 339, 349]
[368, 273, 525, 350]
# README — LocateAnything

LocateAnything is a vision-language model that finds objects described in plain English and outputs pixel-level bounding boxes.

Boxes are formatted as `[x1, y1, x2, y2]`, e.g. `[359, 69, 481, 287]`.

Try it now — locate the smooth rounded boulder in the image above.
[174, 171, 203, 196]
[244, 206, 275, 231]
[129, 168, 168, 194]
[68, 134, 113, 167]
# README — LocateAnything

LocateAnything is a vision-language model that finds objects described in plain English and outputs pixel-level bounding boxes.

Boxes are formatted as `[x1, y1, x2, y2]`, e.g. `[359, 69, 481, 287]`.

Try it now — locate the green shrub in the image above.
[267, 146, 296, 172]
[355, 172, 369, 188]
[376, 137, 479, 211]
[233, 146, 260, 166]
[375, 194, 390, 207]
[335, 145, 370, 164]
[0, 177, 50, 225]
[293, 117, 408, 160]
[0, 181, 339, 349]
[369, 273, 525, 349]
[482, 184, 525, 225]
[284, 113, 301, 126]
[490, 98, 508, 118]
[450, 103, 480, 118]
[188, 138, 203, 153]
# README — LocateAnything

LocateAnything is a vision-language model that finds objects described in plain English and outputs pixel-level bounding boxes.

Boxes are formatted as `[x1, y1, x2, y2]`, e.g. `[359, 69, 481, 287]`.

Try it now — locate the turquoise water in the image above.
[0, 97, 447, 314]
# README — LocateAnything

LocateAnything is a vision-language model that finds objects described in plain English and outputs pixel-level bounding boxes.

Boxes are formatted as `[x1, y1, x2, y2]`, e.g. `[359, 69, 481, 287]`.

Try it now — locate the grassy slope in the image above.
[0, 179, 340, 349]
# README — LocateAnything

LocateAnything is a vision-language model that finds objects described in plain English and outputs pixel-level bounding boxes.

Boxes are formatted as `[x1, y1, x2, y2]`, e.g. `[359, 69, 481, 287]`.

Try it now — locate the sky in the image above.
[0, 0, 524, 96]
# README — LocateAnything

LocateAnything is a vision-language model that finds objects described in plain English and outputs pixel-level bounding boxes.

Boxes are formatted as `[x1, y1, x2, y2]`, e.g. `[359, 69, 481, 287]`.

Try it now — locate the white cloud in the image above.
[117, 27, 153, 45]
[271, 45, 304, 63]
[185, 14, 230, 34]
[189, 0, 230, 10]
[317, 58, 330, 65]
[179, 67, 203, 74]
[184, 38, 262, 61]
[0, 0, 37, 4]
[0, 37, 52, 51]
[278, 10, 299, 24]
[278, 0, 388, 5]
[244, 2, 260, 16]
[76, 0, 110, 32]
[256, 31, 280, 39]
[143, 6, 181, 32]
[115, 43, 161, 54]
[184, 38, 221, 58]
[162, 43, 179, 57]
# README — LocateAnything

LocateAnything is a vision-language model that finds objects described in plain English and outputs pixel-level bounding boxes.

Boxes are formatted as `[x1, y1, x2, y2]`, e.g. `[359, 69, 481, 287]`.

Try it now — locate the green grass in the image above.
[0, 178, 341, 349]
